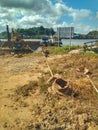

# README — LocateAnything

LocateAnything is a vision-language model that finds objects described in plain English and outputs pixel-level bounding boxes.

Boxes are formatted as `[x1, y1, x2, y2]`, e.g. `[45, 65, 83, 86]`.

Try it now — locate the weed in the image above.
[51, 67, 58, 74]
[40, 83, 48, 92]
[15, 81, 38, 96]
[48, 46, 80, 55]
[91, 110, 98, 124]
[75, 106, 85, 114]
[38, 77, 50, 92]
[83, 51, 98, 58]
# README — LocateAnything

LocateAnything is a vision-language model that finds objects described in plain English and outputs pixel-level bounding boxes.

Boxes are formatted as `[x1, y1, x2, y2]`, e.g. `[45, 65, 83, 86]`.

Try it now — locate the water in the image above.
[61, 39, 98, 46]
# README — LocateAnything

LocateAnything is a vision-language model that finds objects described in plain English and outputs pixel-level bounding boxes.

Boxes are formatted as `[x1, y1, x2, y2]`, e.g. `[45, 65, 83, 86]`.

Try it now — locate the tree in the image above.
[87, 31, 98, 38]
[0, 26, 56, 39]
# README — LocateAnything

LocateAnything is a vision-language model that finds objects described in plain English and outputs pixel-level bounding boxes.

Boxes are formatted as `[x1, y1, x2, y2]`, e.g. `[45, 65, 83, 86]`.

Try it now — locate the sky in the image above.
[0, 0, 98, 34]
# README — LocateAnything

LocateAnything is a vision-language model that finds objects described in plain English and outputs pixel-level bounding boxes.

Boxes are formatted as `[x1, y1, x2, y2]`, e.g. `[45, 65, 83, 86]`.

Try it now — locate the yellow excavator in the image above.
[6, 25, 40, 54]
[11, 28, 20, 41]
[6, 25, 21, 42]
[6, 25, 24, 53]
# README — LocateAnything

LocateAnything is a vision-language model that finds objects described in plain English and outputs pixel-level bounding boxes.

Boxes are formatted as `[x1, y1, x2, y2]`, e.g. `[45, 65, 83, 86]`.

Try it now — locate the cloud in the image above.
[0, 0, 96, 33]
[0, 0, 91, 18]
[55, 3, 91, 20]
[69, 9, 91, 21]
[73, 23, 94, 34]
[0, 0, 53, 13]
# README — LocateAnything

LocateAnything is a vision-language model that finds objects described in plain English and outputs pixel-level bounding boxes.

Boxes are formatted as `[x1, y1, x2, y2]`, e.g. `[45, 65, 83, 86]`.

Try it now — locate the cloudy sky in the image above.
[0, 0, 98, 34]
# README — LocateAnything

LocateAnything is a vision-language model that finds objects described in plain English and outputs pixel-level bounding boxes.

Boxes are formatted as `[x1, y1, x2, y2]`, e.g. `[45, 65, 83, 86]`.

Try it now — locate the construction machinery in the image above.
[1, 25, 40, 54]
[11, 28, 21, 41]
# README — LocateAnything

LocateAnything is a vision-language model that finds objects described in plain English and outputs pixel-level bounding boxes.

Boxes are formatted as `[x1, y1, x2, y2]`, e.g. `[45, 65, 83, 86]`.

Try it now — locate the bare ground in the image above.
[0, 52, 98, 130]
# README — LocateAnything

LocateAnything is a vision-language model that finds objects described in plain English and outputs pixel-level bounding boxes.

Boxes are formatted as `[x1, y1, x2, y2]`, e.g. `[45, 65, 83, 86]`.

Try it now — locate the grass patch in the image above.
[48, 45, 80, 55]
[23, 51, 43, 57]
[83, 51, 98, 58]
[38, 77, 50, 92]
[15, 81, 38, 96]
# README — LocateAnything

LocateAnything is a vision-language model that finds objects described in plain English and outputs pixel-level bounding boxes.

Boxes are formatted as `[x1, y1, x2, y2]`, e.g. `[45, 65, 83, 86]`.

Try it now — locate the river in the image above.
[61, 39, 98, 46]
[0, 38, 98, 47]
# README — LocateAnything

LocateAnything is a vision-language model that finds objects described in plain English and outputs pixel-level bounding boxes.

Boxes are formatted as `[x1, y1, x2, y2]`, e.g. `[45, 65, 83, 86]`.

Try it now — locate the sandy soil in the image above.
[0, 53, 98, 130]
[0, 54, 44, 130]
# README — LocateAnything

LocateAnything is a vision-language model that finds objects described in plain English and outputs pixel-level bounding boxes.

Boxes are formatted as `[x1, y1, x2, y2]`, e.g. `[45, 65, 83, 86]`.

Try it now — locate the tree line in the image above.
[74, 31, 98, 39]
[0, 26, 56, 39]
[0, 26, 98, 39]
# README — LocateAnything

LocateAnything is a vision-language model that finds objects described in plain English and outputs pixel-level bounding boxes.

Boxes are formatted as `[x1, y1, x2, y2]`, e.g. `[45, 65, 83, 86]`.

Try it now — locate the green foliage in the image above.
[86, 30, 98, 38]
[0, 31, 7, 38]
[87, 31, 98, 36]
[49, 46, 68, 55]
[0, 26, 55, 39]
[49, 46, 80, 55]
[17, 26, 55, 38]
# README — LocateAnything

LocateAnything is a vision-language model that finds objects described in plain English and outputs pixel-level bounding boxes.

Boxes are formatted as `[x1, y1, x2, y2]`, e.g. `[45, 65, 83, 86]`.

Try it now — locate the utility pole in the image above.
[6, 25, 11, 42]
[69, 27, 72, 50]
[57, 27, 60, 47]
